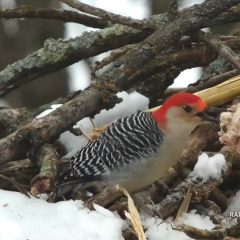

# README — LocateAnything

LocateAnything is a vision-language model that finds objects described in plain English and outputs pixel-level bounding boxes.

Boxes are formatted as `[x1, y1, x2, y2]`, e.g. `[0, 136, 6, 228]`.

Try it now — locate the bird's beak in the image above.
[204, 107, 230, 117]
[196, 107, 229, 122]
[196, 112, 219, 122]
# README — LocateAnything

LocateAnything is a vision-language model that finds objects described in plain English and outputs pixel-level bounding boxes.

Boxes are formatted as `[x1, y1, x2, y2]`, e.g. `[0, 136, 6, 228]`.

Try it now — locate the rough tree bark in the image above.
[1, 1, 240, 239]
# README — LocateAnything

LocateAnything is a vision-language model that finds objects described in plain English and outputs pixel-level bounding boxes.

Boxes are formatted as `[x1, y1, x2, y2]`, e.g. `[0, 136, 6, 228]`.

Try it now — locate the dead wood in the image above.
[30, 144, 59, 196]
[0, 1, 240, 239]
[0, 6, 110, 28]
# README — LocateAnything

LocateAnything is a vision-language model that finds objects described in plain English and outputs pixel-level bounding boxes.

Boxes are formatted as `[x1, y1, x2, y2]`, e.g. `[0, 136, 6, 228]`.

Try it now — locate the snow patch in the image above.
[225, 190, 240, 213]
[193, 153, 227, 180]
[170, 67, 202, 88]
[143, 210, 215, 240]
[144, 217, 190, 240]
[0, 189, 217, 240]
[35, 104, 62, 119]
[0, 190, 123, 240]
[179, 210, 215, 230]
[94, 91, 149, 126]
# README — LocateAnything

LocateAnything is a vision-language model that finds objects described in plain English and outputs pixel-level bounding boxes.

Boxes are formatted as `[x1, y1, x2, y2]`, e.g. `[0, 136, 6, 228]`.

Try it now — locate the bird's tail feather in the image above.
[55, 171, 102, 197]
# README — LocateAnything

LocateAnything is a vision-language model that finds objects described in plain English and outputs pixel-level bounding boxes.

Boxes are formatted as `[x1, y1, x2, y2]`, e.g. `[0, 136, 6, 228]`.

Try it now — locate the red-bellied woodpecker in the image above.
[57, 92, 210, 196]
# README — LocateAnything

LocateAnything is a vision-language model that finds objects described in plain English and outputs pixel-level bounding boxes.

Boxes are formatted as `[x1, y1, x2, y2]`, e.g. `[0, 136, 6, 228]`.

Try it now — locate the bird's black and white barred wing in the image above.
[58, 112, 164, 187]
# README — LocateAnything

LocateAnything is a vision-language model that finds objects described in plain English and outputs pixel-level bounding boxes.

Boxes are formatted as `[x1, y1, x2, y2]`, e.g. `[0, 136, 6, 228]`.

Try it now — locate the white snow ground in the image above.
[0, 190, 123, 240]
[0, 189, 217, 240]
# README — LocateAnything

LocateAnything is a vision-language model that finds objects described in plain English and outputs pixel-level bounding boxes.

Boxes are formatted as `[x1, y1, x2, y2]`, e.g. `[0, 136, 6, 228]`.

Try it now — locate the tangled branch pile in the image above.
[1, 1, 240, 239]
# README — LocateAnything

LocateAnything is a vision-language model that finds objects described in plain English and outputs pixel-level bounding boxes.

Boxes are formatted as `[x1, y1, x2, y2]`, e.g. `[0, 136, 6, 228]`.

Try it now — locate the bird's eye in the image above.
[183, 105, 193, 113]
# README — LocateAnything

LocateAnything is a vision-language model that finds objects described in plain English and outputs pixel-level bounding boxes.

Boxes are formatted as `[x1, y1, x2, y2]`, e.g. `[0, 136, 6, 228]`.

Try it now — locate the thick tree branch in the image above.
[0, 6, 110, 28]
[94, 0, 240, 90]
[207, 3, 240, 28]
[0, 0, 239, 164]
[167, 0, 178, 20]
[0, 87, 109, 164]
[128, 44, 217, 88]
[30, 144, 59, 196]
[0, 107, 32, 138]
[0, 24, 149, 97]
[1, 1, 240, 97]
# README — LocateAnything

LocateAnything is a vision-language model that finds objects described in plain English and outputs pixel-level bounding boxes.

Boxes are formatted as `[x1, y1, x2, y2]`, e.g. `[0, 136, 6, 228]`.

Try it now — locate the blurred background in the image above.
[0, 0, 237, 108]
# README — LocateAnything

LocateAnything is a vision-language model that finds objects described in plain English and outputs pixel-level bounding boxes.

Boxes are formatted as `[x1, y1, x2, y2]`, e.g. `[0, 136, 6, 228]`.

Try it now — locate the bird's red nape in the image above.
[152, 92, 207, 127]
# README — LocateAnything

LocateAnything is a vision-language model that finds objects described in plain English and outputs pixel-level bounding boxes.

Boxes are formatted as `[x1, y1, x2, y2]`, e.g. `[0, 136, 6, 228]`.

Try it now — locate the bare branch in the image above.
[0, 173, 29, 196]
[61, 0, 149, 30]
[174, 219, 240, 240]
[0, 0, 239, 164]
[167, 0, 178, 20]
[187, 69, 239, 93]
[1, 1, 240, 97]
[0, 86, 118, 164]
[94, 0, 240, 91]
[200, 31, 240, 71]
[0, 24, 149, 97]
[0, 6, 110, 28]
[93, 44, 134, 75]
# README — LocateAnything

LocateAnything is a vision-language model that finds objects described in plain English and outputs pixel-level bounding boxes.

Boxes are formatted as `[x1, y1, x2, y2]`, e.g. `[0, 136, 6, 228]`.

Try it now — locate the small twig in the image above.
[202, 200, 225, 224]
[0, 6, 110, 28]
[33, 89, 82, 116]
[219, 35, 240, 41]
[175, 187, 192, 222]
[69, 127, 92, 142]
[61, 0, 150, 30]
[200, 31, 240, 71]
[90, 118, 96, 128]
[0, 173, 29, 196]
[174, 224, 215, 239]
[0, 159, 34, 173]
[187, 69, 239, 93]
[93, 45, 134, 76]
[167, 0, 178, 20]
[174, 216, 240, 240]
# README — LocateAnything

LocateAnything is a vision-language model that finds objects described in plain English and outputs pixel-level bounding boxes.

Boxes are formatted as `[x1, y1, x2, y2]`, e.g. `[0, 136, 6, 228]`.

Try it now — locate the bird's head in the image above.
[152, 92, 208, 134]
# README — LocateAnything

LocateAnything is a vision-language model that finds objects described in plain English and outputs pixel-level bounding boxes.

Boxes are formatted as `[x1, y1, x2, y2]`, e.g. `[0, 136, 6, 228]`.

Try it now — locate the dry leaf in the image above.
[175, 187, 192, 223]
[116, 185, 146, 240]
[88, 125, 109, 140]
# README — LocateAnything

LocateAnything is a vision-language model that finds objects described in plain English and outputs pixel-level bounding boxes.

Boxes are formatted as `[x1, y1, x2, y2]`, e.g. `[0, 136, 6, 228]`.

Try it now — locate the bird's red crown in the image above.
[152, 92, 207, 127]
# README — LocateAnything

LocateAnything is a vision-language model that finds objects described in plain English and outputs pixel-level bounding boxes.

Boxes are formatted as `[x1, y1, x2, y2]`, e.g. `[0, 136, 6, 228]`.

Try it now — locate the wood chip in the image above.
[175, 187, 192, 223]
[116, 185, 146, 240]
